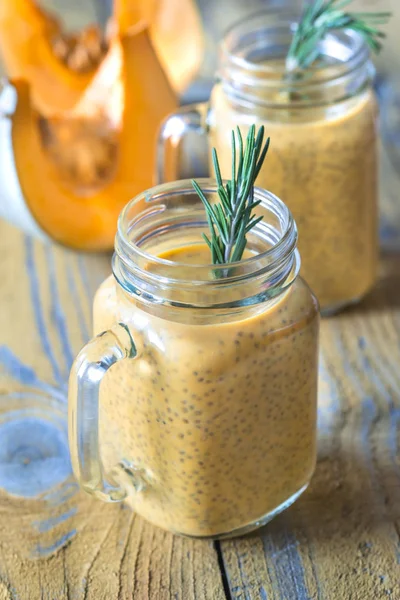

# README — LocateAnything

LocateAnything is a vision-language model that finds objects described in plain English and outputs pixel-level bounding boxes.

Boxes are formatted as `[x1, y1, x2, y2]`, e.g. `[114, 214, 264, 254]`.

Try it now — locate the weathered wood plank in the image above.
[3, 220, 400, 599]
[0, 222, 226, 600]
[218, 264, 400, 600]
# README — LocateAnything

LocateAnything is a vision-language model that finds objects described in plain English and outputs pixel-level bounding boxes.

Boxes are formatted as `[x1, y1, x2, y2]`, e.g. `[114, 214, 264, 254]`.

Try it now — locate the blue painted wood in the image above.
[45, 245, 75, 375]
[0, 232, 110, 562]
[25, 236, 64, 387]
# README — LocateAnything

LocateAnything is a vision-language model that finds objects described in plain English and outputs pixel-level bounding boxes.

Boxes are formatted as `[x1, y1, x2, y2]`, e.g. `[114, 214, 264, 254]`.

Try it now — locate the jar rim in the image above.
[115, 178, 296, 280]
[218, 7, 372, 108]
[113, 179, 300, 309]
[220, 7, 369, 79]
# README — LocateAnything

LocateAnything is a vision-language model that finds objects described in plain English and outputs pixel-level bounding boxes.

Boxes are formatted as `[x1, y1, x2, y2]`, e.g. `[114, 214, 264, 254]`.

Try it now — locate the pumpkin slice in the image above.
[0, 0, 203, 115]
[0, 0, 101, 114]
[115, 0, 204, 93]
[10, 26, 177, 250]
[153, 0, 204, 94]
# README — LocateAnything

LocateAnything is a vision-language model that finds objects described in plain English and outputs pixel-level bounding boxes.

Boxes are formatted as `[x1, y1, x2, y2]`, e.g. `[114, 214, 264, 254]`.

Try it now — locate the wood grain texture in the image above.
[0, 222, 226, 600]
[219, 282, 400, 599]
[1, 191, 400, 599]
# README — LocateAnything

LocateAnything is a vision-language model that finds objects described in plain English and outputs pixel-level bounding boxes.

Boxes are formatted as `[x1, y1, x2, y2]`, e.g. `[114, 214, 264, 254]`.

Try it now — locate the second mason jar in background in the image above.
[159, 8, 378, 314]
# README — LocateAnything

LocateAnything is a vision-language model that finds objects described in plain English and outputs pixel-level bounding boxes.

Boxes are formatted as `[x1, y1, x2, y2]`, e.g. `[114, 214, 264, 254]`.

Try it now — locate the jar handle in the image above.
[68, 323, 137, 503]
[156, 102, 210, 183]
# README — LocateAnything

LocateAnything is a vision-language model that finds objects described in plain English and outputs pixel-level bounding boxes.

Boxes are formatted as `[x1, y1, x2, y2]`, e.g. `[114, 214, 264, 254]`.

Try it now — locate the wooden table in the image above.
[0, 1, 400, 599]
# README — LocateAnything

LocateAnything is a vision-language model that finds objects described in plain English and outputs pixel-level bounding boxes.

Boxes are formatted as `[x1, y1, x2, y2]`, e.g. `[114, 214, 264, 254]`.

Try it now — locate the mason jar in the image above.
[158, 9, 378, 314]
[68, 179, 319, 538]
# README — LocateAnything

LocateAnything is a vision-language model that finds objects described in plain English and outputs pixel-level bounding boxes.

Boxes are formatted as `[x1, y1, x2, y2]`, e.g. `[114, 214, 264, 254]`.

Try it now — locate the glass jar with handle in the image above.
[68, 178, 319, 538]
[158, 8, 378, 314]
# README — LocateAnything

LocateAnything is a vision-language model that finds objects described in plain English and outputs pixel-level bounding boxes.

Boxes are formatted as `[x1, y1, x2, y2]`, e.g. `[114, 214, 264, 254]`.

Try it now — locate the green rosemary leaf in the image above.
[255, 136, 270, 180]
[196, 190, 216, 223]
[255, 125, 265, 154]
[245, 215, 264, 234]
[355, 12, 392, 22]
[231, 130, 236, 207]
[212, 237, 224, 264]
[192, 125, 270, 268]
[286, 0, 391, 73]
[191, 179, 209, 206]
[210, 209, 226, 244]
[212, 148, 223, 188]
[202, 201, 216, 231]
[242, 126, 256, 181]
[239, 151, 258, 209]
[241, 203, 254, 228]
[218, 185, 233, 216]
[202, 233, 215, 263]
[199, 197, 218, 245]
[202, 232, 212, 251]
[231, 233, 247, 263]
[247, 200, 262, 211]
[215, 204, 229, 243]
[236, 126, 244, 186]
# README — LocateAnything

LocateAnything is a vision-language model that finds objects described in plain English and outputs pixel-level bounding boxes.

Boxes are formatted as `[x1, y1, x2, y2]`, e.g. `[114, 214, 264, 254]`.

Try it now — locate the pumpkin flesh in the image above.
[0, 0, 98, 114]
[11, 28, 177, 250]
[0, 0, 203, 114]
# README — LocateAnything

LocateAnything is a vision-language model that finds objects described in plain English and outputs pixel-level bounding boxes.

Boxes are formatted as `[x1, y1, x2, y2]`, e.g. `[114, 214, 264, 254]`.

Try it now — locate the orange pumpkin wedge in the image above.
[0, 0, 98, 114]
[0, 0, 203, 115]
[115, 0, 204, 94]
[9, 26, 177, 250]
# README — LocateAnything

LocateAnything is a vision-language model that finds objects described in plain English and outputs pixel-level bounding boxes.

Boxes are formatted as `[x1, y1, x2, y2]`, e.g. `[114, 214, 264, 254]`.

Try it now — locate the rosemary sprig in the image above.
[191, 125, 270, 266]
[286, 0, 391, 73]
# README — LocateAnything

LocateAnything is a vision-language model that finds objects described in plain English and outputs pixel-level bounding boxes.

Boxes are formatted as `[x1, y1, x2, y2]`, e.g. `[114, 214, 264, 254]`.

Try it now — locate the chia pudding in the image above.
[94, 244, 319, 537]
[210, 84, 378, 313]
